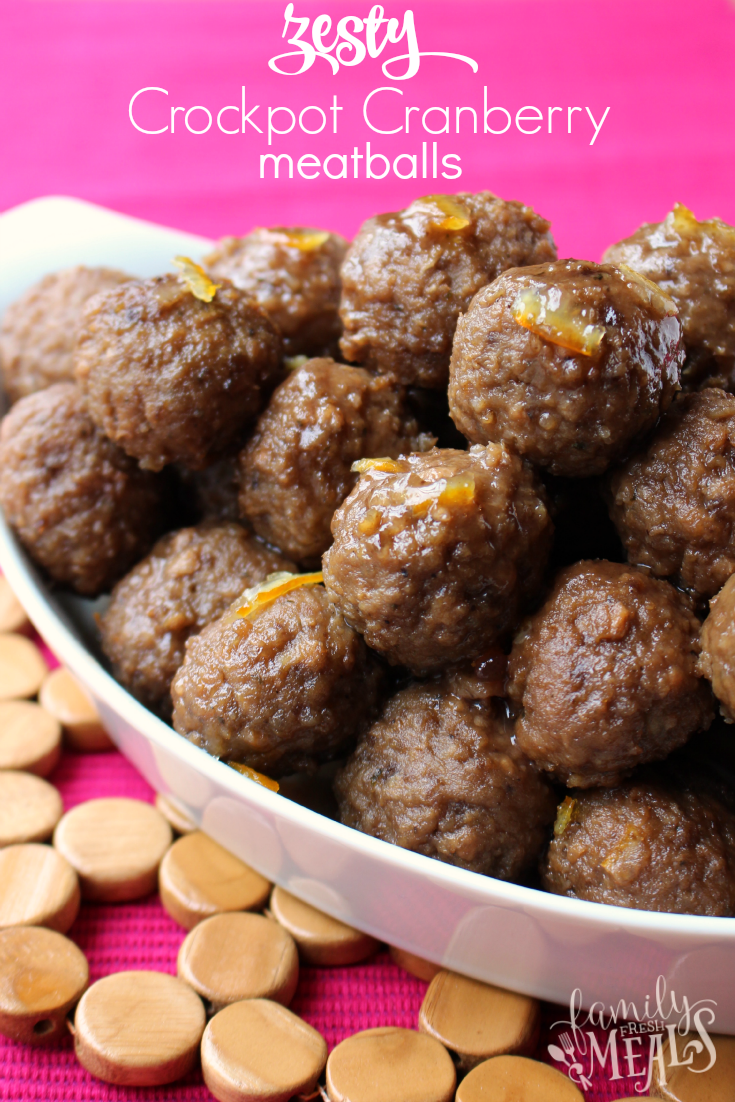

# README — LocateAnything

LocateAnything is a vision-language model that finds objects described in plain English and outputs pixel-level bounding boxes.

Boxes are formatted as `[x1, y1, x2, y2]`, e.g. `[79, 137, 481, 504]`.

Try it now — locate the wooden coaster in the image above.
[72, 970, 206, 1086]
[0, 700, 62, 777]
[651, 1031, 735, 1099]
[177, 912, 299, 1012]
[202, 998, 327, 1102]
[39, 668, 113, 752]
[419, 971, 540, 1070]
[0, 578, 29, 634]
[389, 946, 442, 983]
[456, 1056, 584, 1101]
[0, 634, 48, 701]
[0, 770, 64, 846]
[269, 885, 378, 967]
[53, 797, 173, 902]
[326, 1026, 456, 1102]
[159, 831, 271, 930]
[155, 793, 198, 835]
[0, 843, 80, 932]
[0, 926, 88, 1044]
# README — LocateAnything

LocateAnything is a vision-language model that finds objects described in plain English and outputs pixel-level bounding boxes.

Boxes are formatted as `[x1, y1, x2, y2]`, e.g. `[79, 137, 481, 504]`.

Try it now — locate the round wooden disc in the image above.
[0, 770, 64, 846]
[0, 925, 88, 1044]
[0, 577, 30, 634]
[159, 831, 271, 930]
[326, 1026, 456, 1102]
[39, 668, 113, 752]
[456, 1056, 584, 1102]
[177, 912, 299, 1012]
[0, 634, 48, 701]
[0, 843, 80, 932]
[419, 971, 540, 1070]
[53, 797, 173, 902]
[269, 886, 378, 967]
[0, 701, 62, 777]
[389, 946, 442, 983]
[202, 998, 328, 1102]
[155, 793, 198, 835]
[651, 1030, 735, 1100]
[72, 970, 206, 1086]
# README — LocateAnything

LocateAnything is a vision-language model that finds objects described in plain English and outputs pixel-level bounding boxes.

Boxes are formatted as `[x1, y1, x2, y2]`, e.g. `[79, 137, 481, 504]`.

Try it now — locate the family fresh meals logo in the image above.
[549, 978, 718, 1094]
[268, 4, 479, 78]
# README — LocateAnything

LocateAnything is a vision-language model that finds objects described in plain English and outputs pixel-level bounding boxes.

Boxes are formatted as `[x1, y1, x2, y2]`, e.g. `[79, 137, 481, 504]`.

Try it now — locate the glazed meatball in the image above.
[238, 358, 433, 566]
[0, 266, 131, 404]
[607, 389, 735, 600]
[699, 574, 735, 721]
[171, 583, 384, 776]
[205, 227, 347, 357]
[100, 523, 295, 718]
[339, 192, 556, 389]
[448, 259, 684, 478]
[335, 670, 556, 880]
[322, 445, 553, 674]
[75, 273, 282, 471]
[0, 383, 165, 596]
[604, 204, 735, 390]
[541, 769, 735, 916]
[507, 561, 713, 788]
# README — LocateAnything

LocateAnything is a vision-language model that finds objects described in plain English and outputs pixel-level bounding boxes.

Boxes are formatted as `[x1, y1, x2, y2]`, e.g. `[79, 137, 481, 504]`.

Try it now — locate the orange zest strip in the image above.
[233, 571, 323, 621]
[438, 472, 476, 508]
[412, 194, 471, 232]
[513, 287, 605, 357]
[228, 762, 280, 792]
[264, 229, 330, 252]
[173, 256, 221, 302]
[351, 457, 402, 475]
[553, 796, 579, 838]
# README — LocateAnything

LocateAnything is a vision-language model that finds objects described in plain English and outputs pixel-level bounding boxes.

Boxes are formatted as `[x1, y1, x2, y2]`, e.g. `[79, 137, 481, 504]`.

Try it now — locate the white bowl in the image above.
[1, 197, 734, 1030]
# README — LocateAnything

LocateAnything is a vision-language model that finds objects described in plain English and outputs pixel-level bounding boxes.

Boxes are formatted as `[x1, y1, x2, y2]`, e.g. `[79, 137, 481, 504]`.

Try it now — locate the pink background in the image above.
[1, 0, 735, 260]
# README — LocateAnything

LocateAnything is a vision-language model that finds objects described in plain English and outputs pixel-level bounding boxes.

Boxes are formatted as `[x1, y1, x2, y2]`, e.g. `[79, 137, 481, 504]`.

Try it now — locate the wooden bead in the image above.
[0, 634, 48, 701]
[0, 843, 80, 932]
[0, 770, 64, 846]
[0, 926, 88, 1044]
[650, 1031, 735, 1099]
[269, 885, 378, 967]
[202, 998, 327, 1102]
[419, 971, 540, 1070]
[0, 577, 30, 633]
[389, 945, 442, 983]
[155, 793, 198, 835]
[326, 1027, 456, 1102]
[0, 701, 62, 777]
[456, 1056, 584, 1102]
[159, 832, 270, 930]
[53, 797, 172, 902]
[177, 913, 299, 1012]
[72, 970, 206, 1086]
[39, 668, 113, 751]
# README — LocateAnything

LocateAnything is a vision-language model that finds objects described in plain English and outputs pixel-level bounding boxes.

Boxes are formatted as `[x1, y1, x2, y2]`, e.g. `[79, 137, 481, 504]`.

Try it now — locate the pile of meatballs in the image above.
[2, 195, 735, 919]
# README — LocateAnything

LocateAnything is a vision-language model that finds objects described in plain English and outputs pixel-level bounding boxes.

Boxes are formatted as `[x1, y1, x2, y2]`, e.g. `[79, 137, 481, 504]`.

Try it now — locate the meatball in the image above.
[541, 769, 735, 916]
[74, 272, 282, 471]
[335, 670, 556, 880]
[238, 358, 433, 566]
[322, 445, 553, 674]
[607, 388, 735, 600]
[448, 259, 684, 478]
[339, 192, 556, 389]
[0, 266, 131, 404]
[205, 227, 347, 358]
[100, 523, 295, 718]
[171, 582, 384, 776]
[0, 383, 165, 596]
[699, 574, 735, 721]
[507, 561, 713, 788]
[604, 204, 735, 390]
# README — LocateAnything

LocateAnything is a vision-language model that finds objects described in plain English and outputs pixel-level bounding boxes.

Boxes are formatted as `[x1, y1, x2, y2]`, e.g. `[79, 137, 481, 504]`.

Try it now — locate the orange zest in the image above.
[513, 287, 605, 357]
[351, 457, 402, 475]
[233, 571, 323, 622]
[438, 472, 475, 508]
[553, 796, 579, 838]
[173, 256, 221, 302]
[407, 195, 471, 233]
[228, 762, 280, 792]
[265, 229, 330, 252]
